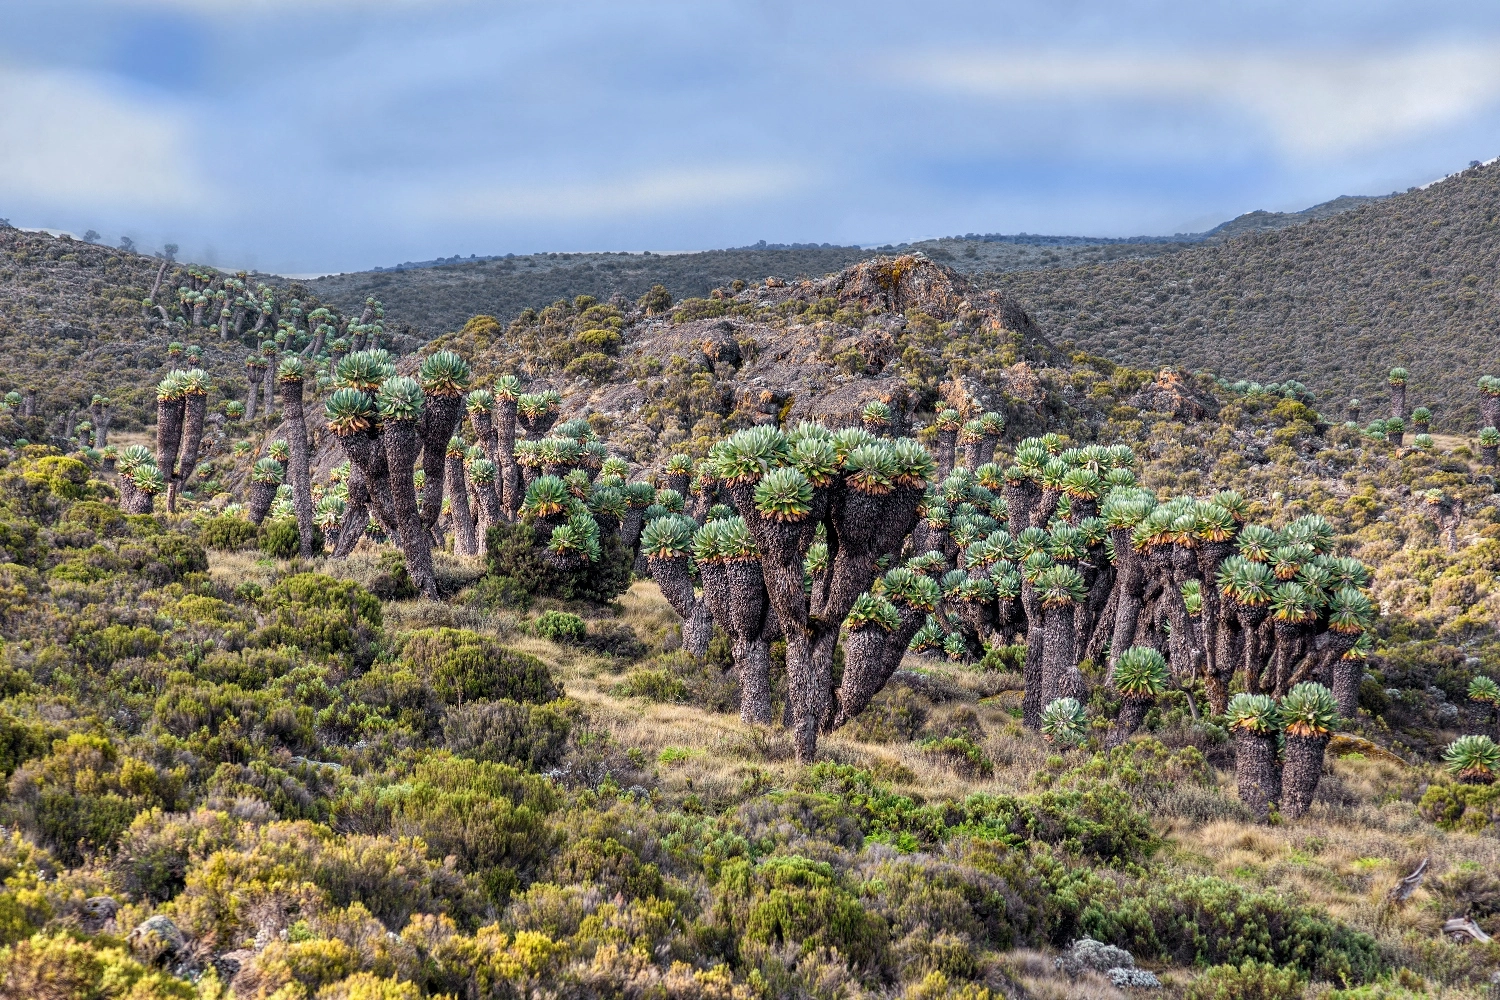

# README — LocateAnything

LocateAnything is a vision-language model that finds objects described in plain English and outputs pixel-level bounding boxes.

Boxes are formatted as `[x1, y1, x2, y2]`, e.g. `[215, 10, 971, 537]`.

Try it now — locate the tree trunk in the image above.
[1003, 479, 1040, 536]
[1281, 731, 1330, 819]
[1482, 395, 1500, 430]
[446, 454, 477, 556]
[334, 466, 372, 557]
[383, 419, 439, 599]
[1390, 384, 1406, 421]
[244, 369, 262, 423]
[1042, 602, 1084, 704]
[1483, 444, 1498, 466]
[833, 602, 927, 728]
[1234, 729, 1281, 822]
[248, 481, 277, 525]
[1332, 657, 1363, 718]
[1105, 697, 1150, 748]
[496, 397, 522, 520]
[935, 428, 957, 479]
[156, 397, 185, 513]
[419, 394, 464, 530]
[1021, 578, 1046, 728]
[172, 392, 208, 512]
[279, 377, 317, 558]
[647, 555, 710, 658]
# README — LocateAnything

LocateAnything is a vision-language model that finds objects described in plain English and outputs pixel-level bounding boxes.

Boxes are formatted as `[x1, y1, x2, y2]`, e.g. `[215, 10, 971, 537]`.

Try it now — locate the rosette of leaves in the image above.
[654, 487, 685, 515]
[715, 425, 790, 485]
[1047, 524, 1087, 563]
[1228, 693, 1283, 819]
[1270, 545, 1311, 581]
[1479, 427, 1500, 465]
[601, 456, 630, 479]
[931, 632, 962, 662]
[1444, 735, 1499, 785]
[587, 485, 627, 535]
[706, 503, 735, 522]
[908, 618, 947, 653]
[1280, 682, 1337, 818]
[1107, 646, 1168, 746]
[803, 541, 829, 585]
[1041, 697, 1088, 747]
[1283, 515, 1335, 555]
[324, 388, 377, 436]
[753, 466, 813, 522]
[861, 400, 891, 431]
[248, 457, 285, 525]
[1181, 579, 1203, 616]
[906, 550, 946, 577]
[1235, 524, 1279, 563]
[790, 436, 840, 488]
[846, 592, 901, 632]
[664, 452, 695, 493]
[562, 469, 592, 501]
[522, 475, 570, 521]
[641, 514, 695, 559]
[336, 351, 393, 392]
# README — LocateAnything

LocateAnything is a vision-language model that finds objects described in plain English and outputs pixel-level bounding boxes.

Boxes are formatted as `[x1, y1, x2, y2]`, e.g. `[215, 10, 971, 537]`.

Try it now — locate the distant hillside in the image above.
[989, 163, 1500, 430]
[301, 193, 1386, 341]
[304, 245, 876, 338]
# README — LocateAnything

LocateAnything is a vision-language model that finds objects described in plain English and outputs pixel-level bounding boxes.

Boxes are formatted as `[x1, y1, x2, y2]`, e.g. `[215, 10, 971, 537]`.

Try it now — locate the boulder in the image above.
[128, 914, 186, 965]
[78, 895, 119, 933]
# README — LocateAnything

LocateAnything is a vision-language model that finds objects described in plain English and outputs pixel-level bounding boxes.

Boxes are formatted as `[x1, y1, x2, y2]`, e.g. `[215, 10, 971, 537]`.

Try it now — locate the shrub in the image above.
[369, 550, 418, 600]
[0, 931, 194, 1000]
[1418, 781, 1500, 832]
[442, 700, 572, 771]
[402, 628, 560, 705]
[533, 611, 586, 644]
[578, 621, 647, 659]
[257, 573, 382, 665]
[259, 517, 301, 559]
[484, 521, 632, 605]
[1184, 960, 1304, 1000]
[199, 515, 258, 551]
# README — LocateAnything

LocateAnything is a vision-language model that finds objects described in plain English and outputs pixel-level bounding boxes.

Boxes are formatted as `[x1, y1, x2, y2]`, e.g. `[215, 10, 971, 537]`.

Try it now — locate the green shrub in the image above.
[256, 573, 382, 665]
[484, 521, 632, 605]
[720, 855, 887, 968]
[369, 550, 418, 601]
[442, 699, 572, 771]
[199, 515, 258, 551]
[259, 517, 301, 559]
[533, 611, 585, 644]
[402, 628, 560, 705]
[1418, 781, 1500, 832]
[344, 754, 558, 903]
[1184, 960, 1304, 1000]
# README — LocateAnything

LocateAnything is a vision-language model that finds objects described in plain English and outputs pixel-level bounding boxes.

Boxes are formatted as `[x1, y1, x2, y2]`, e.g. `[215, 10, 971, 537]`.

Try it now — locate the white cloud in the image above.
[408, 164, 807, 222]
[0, 65, 212, 210]
[900, 42, 1500, 157]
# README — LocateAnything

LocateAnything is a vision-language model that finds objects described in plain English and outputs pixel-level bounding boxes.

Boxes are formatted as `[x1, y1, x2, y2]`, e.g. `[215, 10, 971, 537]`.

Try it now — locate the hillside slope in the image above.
[304, 245, 876, 339]
[989, 163, 1500, 429]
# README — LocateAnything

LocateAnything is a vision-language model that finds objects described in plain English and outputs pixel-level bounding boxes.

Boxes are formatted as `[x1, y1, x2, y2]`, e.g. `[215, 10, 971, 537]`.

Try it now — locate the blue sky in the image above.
[2, 1, 1499, 274]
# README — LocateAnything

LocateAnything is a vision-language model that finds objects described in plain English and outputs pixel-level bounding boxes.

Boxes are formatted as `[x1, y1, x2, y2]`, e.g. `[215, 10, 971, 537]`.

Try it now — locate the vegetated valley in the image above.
[0, 182, 1498, 999]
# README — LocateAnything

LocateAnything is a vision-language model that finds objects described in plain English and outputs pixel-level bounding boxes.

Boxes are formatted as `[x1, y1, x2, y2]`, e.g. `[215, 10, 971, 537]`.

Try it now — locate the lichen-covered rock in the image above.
[1109, 967, 1162, 988]
[1057, 937, 1137, 975]
[127, 914, 186, 965]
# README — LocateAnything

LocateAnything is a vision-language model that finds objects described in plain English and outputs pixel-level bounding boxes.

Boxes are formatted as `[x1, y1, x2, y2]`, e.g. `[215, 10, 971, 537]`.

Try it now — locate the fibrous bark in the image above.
[383, 417, 440, 599]
[280, 377, 317, 557]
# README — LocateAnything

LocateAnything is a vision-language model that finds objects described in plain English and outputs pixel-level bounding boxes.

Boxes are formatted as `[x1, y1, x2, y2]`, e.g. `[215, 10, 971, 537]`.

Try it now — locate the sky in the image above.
[2, 1, 1500, 274]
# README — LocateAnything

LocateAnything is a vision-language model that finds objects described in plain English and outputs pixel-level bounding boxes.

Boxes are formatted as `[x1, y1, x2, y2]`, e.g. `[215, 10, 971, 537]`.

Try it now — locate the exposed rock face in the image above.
[1128, 367, 1219, 421]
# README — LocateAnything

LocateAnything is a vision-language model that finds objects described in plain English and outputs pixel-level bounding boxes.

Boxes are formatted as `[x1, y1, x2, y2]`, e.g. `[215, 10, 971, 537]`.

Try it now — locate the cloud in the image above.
[0, 64, 211, 210]
[407, 164, 808, 223]
[900, 42, 1500, 157]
